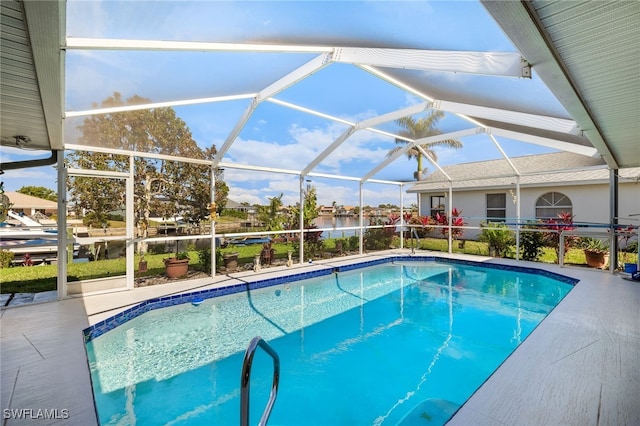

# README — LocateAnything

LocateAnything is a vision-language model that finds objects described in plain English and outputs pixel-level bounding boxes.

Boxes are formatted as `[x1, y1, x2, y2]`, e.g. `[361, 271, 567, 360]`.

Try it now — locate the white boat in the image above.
[0, 211, 78, 264]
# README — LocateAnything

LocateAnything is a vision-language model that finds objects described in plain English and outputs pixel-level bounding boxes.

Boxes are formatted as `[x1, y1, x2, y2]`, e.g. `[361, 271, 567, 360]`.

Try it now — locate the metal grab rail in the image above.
[240, 336, 280, 426]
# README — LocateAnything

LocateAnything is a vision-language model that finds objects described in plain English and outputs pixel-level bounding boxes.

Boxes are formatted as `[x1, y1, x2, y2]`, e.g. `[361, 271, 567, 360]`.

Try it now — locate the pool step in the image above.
[397, 398, 460, 425]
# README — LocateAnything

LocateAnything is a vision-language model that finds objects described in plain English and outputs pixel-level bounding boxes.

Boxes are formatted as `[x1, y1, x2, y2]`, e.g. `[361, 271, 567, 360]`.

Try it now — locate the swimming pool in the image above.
[84, 257, 577, 425]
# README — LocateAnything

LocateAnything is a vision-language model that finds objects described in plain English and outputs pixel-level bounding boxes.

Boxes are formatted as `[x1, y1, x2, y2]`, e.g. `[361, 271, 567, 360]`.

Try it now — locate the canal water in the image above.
[314, 216, 360, 238]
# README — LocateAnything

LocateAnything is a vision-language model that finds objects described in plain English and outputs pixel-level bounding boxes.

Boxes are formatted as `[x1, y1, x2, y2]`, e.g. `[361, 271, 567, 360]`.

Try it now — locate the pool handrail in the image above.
[240, 336, 280, 426]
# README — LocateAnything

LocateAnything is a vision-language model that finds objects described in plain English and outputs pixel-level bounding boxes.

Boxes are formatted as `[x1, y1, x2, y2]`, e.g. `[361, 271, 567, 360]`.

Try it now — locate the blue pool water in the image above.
[86, 260, 574, 425]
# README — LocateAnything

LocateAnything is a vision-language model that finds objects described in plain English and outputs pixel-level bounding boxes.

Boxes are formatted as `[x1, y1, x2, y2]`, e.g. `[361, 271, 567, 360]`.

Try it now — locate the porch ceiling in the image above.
[0, 0, 63, 152]
[482, 0, 640, 170]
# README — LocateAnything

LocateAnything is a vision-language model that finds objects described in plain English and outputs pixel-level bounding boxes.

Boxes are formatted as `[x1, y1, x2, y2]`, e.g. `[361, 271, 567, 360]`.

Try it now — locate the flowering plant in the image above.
[542, 211, 577, 262]
[435, 208, 465, 239]
[617, 225, 638, 265]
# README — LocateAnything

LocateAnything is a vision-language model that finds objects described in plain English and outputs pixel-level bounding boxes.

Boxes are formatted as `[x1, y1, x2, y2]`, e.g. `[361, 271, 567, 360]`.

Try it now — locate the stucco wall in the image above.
[416, 182, 639, 240]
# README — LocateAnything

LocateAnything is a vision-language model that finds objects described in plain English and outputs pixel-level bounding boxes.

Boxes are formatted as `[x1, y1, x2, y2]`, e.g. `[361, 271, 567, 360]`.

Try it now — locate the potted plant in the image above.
[260, 241, 275, 265]
[578, 237, 609, 269]
[138, 251, 148, 273]
[222, 251, 239, 270]
[164, 251, 190, 278]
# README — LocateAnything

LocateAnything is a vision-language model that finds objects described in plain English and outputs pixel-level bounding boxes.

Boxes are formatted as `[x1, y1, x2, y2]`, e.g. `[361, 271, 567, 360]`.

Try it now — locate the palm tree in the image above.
[387, 109, 463, 180]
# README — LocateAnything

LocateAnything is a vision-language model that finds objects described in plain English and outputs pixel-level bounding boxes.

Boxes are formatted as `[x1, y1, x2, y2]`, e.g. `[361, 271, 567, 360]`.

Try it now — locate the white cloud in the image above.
[66, 1, 108, 38]
[218, 113, 411, 206]
[226, 187, 262, 206]
[1, 167, 58, 192]
[0, 147, 55, 160]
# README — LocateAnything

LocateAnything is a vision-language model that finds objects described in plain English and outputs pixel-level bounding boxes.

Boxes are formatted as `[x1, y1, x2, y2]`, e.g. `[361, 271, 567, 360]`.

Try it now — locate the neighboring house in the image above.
[225, 199, 255, 215]
[335, 205, 355, 217]
[5, 191, 58, 218]
[224, 199, 261, 227]
[317, 205, 335, 216]
[406, 152, 640, 240]
[317, 205, 356, 217]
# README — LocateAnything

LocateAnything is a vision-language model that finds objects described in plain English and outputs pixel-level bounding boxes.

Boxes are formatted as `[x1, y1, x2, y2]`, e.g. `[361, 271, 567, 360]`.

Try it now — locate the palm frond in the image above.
[389, 109, 463, 177]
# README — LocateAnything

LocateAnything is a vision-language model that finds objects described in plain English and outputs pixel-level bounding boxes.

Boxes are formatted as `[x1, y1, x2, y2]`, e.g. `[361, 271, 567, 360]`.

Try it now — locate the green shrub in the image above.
[198, 247, 223, 273]
[0, 250, 14, 268]
[520, 229, 545, 261]
[147, 244, 168, 255]
[478, 222, 515, 258]
[83, 211, 111, 228]
[364, 217, 397, 251]
[292, 225, 325, 259]
[347, 235, 360, 251]
[334, 238, 347, 253]
[221, 209, 248, 220]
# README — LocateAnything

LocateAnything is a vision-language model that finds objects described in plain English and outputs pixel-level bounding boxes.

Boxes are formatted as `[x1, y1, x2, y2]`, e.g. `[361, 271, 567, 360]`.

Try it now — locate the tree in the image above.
[289, 186, 319, 229]
[66, 92, 228, 253]
[289, 186, 323, 258]
[17, 186, 57, 202]
[387, 110, 462, 180]
[65, 152, 126, 227]
[213, 167, 229, 216]
[257, 193, 285, 231]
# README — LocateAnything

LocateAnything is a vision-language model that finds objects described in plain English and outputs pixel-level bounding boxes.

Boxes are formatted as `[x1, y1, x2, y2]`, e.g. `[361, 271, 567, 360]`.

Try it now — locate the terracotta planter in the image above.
[584, 250, 609, 269]
[164, 258, 189, 278]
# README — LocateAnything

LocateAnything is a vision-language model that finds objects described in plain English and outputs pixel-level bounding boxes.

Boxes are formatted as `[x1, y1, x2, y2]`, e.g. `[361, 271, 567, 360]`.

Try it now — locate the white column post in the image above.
[359, 182, 364, 255]
[211, 165, 216, 277]
[57, 151, 68, 300]
[126, 155, 135, 290]
[400, 184, 404, 249]
[299, 175, 305, 264]
[516, 176, 521, 261]
[448, 184, 453, 254]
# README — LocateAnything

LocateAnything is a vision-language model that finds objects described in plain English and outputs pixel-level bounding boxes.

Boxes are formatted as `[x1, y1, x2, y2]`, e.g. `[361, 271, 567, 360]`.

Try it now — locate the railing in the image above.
[240, 336, 280, 426]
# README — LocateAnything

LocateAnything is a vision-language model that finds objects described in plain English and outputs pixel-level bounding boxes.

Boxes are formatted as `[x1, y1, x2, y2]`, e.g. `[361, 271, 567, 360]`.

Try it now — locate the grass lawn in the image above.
[0, 253, 200, 294]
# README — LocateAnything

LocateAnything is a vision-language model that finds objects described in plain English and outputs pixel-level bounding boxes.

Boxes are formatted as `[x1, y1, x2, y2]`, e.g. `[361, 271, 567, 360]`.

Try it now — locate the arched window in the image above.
[535, 192, 572, 220]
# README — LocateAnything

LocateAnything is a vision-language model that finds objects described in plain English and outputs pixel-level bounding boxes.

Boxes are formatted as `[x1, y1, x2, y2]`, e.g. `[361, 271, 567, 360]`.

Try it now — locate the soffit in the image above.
[0, 0, 63, 153]
[482, 0, 640, 169]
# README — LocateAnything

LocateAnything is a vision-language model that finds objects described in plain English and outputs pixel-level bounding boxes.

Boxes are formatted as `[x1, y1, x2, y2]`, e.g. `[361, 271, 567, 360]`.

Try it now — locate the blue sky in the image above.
[1, 1, 568, 207]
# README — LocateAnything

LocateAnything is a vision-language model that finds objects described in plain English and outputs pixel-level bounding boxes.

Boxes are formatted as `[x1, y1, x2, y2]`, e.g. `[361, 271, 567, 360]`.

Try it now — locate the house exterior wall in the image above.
[416, 182, 639, 240]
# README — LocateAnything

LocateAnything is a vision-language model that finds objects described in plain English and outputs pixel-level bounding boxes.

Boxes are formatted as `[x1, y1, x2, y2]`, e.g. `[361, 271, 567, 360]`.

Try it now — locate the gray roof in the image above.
[407, 152, 640, 193]
[6, 191, 57, 209]
[225, 199, 243, 209]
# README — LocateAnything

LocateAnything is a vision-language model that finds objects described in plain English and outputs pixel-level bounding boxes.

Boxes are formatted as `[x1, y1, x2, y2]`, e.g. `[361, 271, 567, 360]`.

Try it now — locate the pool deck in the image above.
[1, 251, 638, 425]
